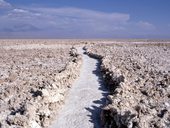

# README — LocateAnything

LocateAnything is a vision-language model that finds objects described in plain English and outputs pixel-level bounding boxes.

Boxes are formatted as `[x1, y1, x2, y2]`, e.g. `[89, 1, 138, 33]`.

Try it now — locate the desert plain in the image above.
[0, 39, 170, 128]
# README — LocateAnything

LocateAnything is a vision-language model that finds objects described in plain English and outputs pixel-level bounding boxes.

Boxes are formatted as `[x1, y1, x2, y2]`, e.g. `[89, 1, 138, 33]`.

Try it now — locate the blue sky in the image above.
[0, 0, 170, 39]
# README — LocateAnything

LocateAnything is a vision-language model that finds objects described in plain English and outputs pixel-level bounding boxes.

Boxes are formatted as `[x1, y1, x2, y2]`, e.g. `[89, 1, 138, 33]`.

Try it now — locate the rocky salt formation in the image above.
[86, 43, 170, 128]
[0, 45, 82, 128]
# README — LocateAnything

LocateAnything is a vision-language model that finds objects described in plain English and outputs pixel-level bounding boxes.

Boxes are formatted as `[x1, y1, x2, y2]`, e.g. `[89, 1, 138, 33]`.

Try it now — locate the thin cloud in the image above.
[137, 21, 155, 30]
[13, 8, 29, 13]
[1, 7, 130, 34]
[7, 8, 41, 19]
[0, 1, 157, 38]
[35, 7, 130, 23]
[3, 24, 40, 32]
[0, 0, 11, 8]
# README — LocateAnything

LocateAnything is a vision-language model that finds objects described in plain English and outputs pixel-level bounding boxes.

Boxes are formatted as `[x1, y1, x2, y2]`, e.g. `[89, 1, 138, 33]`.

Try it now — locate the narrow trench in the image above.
[100, 64, 139, 128]
[84, 55, 108, 127]
[82, 49, 127, 128]
[50, 48, 108, 128]
[86, 51, 130, 128]
[99, 69, 124, 128]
